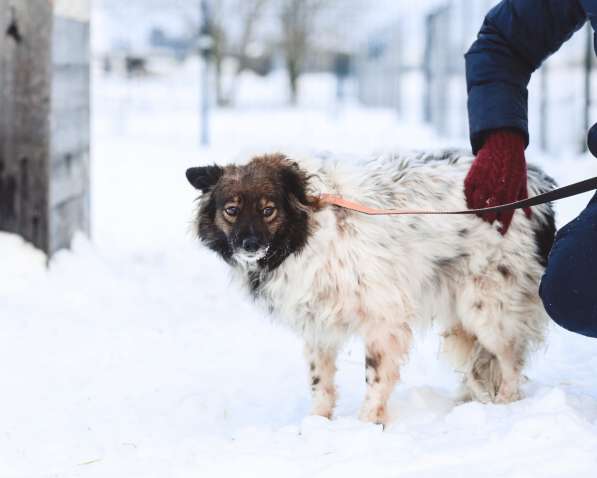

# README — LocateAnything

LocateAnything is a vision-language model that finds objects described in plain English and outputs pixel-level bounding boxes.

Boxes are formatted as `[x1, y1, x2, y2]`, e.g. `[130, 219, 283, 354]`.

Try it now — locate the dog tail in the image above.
[442, 325, 475, 371]
[526, 164, 557, 268]
[442, 327, 502, 403]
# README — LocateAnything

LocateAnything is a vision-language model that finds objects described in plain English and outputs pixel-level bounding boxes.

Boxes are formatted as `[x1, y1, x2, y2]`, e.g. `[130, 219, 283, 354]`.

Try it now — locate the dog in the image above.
[186, 151, 556, 425]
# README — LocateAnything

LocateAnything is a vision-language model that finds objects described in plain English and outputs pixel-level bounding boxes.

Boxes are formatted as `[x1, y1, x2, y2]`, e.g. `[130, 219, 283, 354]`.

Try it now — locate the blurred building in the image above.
[357, 0, 593, 155]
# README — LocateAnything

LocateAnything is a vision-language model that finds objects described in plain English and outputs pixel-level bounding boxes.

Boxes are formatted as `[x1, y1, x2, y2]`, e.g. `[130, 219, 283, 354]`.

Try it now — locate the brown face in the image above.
[186, 154, 315, 272]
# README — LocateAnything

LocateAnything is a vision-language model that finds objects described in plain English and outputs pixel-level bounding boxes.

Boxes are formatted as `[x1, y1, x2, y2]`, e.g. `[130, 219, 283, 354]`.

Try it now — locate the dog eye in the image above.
[224, 206, 239, 217]
[262, 207, 276, 218]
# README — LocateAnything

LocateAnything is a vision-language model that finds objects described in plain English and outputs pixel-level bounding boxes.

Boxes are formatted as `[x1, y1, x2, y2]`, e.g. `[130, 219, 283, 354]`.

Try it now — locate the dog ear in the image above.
[186, 165, 224, 193]
[280, 162, 309, 205]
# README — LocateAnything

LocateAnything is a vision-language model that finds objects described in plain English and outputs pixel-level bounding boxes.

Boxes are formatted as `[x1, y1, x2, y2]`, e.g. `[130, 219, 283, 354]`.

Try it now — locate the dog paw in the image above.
[358, 403, 387, 426]
[311, 404, 333, 419]
[464, 375, 497, 404]
[464, 382, 492, 404]
[494, 386, 521, 404]
[455, 383, 473, 404]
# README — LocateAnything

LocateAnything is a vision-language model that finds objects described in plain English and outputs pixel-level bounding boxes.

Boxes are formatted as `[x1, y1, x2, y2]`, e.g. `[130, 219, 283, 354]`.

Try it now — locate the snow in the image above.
[1, 61, 597, 478]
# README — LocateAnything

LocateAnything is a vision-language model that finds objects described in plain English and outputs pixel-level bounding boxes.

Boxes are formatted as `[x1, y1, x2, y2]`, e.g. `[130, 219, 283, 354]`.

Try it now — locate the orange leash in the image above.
[318, 194, 459, 215]
[317, 176, 597, 216]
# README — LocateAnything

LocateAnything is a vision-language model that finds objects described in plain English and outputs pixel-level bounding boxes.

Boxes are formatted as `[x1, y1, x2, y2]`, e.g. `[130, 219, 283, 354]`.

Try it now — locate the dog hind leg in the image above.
[470, 322, 527, 404]
[493, 341, 525, 403]
[442, 325, 495, 403]
[465, 337, 526, 404]
[464, 341, 502, 403]
[442, 324, 476, 372]
[460, 270, 539, 404]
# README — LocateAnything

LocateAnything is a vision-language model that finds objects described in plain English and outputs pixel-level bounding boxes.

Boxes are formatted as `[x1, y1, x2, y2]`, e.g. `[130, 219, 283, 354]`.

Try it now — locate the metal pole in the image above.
[199, 0, 212, 147]
[539, 62, 548, 152]
[583, 24, 592, 152]
[201, 48, 210, 147]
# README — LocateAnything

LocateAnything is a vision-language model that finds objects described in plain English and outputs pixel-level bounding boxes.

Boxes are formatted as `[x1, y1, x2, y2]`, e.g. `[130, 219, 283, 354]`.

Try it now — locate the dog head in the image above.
[186, 154, 316, 271]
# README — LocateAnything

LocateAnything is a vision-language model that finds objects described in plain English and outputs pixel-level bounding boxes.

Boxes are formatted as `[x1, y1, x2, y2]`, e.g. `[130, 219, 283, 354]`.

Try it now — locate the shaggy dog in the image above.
[186, 151, 556, 425]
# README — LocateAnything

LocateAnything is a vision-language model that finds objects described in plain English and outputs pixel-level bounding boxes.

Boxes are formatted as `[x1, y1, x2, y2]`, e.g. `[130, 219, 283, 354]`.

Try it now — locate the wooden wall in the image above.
[0, 0, 90, 256]
[0, 0, 53, 251]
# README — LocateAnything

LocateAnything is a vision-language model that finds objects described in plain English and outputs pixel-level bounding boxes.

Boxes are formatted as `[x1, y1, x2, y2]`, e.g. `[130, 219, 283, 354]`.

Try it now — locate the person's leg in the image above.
[540, 192, 597, 338]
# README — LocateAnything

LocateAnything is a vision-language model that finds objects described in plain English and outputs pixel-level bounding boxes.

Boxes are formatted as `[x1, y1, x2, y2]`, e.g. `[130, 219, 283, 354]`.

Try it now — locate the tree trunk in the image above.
[214, 54, 227, 107]
[288, 59, 300, 105]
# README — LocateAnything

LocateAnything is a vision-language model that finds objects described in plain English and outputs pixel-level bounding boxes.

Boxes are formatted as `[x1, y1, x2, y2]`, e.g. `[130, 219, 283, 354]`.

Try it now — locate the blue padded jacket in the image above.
[466, 0, 597, 153]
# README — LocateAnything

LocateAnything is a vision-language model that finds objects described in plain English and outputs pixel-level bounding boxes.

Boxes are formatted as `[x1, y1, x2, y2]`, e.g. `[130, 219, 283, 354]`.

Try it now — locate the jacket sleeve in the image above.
[466, 0, 587, 153]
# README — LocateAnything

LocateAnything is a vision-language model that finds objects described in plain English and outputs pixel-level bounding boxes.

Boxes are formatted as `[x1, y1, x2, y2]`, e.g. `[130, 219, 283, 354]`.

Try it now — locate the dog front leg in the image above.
[304, 342, 338, 419]
[359, 323, 412, 426]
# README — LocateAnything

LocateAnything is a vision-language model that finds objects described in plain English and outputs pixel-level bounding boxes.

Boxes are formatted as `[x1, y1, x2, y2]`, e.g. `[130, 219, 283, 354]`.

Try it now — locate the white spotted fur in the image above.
[228, 150, 553, 425]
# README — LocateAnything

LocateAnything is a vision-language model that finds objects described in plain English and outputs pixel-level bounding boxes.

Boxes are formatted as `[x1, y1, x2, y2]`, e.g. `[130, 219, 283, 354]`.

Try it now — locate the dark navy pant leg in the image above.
[540, 192, 597, 338]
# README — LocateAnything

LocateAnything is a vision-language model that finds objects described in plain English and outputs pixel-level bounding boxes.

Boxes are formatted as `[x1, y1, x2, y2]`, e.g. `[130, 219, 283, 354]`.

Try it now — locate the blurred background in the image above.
[90, 0, 597, 259]
[3, 0, 597, 255]
[94, 0, 593, 151]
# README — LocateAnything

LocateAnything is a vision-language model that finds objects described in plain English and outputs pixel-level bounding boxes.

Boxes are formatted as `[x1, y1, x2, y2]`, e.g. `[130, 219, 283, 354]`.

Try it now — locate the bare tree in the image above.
[183, 0, 270, 106]
[216, 0, 270, 106]
[276, 0, 362, 104]
[170, 0, 362, 106]
[278, 0, 321, 104]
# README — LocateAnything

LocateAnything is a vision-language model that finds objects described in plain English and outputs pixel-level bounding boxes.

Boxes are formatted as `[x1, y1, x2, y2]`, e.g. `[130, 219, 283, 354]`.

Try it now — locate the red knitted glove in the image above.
[464, 130, 532, 235]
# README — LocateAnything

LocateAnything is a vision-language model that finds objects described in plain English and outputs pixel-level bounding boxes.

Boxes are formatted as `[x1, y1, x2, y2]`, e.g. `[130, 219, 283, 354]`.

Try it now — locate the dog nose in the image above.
[242, 237, 260, 252]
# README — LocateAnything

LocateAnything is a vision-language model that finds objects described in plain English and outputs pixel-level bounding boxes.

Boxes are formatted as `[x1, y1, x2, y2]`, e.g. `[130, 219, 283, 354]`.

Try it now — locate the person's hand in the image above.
[464, 130, 531, 235]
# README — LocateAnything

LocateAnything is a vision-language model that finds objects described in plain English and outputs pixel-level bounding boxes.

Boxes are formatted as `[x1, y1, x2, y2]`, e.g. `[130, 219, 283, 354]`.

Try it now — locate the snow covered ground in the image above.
[1, 62, 597, 478]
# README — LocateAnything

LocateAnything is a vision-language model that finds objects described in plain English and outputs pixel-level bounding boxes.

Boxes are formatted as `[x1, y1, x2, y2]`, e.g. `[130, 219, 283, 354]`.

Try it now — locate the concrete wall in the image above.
[49, 6, 91, 254]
